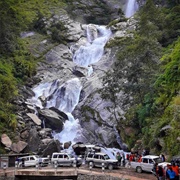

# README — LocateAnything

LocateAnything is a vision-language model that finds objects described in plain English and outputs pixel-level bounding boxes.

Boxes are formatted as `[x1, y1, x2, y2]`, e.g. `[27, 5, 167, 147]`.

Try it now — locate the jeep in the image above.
[86, 152, 118, 170]
[51, 152, 82, 167]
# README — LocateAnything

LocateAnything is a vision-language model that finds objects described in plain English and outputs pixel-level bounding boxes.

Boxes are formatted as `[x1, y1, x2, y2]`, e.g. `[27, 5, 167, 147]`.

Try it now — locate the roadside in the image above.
[0, 166, 157, 180]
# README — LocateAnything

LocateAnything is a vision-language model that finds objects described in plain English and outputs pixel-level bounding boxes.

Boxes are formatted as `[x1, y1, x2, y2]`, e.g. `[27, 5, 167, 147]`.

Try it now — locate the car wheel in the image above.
[89, 162, 94, 168]
[108, 164, 113, 170]
[136, 166, 142, 173]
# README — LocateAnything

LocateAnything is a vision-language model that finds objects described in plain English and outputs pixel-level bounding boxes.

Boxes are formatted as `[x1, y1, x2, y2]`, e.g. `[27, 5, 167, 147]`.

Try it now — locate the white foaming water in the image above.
[125, 0, 139, 18]
[46, 78, 82, 113]
[29, 78, 82, 143]
[73, 25, 112, 67]
[30, 82, 51, 109]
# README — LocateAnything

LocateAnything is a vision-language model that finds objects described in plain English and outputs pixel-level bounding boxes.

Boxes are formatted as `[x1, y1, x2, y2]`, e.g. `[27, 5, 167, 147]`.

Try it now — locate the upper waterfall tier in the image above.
[125, 0, 139, 18]
[73, 24, 112, 67]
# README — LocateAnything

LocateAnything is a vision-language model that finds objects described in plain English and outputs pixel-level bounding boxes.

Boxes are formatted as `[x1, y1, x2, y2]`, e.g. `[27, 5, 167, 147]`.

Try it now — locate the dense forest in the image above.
[0, 0, 179, 158]
[0, 0, 67, 152]
[103, 0, 180, 157]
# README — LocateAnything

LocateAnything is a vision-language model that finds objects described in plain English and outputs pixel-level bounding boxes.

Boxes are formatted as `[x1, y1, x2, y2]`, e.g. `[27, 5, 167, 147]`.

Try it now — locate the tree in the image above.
[101, 0, 163, 149]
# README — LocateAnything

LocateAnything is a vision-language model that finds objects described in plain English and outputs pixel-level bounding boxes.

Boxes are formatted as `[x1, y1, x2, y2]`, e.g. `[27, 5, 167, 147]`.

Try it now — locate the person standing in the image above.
[152, 162, 158, 177]
[166, 166, 176, 180]
[116, 152, 122, 166]
[21, 158, 25, 168]
[39, 157, 42, 168]
[157, 166, 165, 180]
[171, 163, 179, 180]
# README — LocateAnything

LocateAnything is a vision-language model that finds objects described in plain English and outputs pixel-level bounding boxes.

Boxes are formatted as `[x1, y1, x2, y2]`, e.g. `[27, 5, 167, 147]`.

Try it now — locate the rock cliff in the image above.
[2, 1, 137, 155]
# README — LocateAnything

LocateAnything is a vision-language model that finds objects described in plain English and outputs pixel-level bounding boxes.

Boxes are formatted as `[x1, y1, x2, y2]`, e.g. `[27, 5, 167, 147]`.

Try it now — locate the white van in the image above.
[18, 155, 49, 167]
[51, 152, 82, 167]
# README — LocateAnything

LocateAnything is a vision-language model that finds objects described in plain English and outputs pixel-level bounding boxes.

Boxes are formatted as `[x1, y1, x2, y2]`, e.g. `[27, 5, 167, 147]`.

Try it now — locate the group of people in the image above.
[153, 162, 179, 180]
[15, 157, 25, 167]
[116, 152, 126, 166]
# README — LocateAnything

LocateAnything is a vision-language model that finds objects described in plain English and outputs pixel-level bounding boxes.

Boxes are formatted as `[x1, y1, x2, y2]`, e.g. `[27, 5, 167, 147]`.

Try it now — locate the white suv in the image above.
[86, 152, 118, 170]
[18, 155, 49, 167]
[51, 152, 82, 167]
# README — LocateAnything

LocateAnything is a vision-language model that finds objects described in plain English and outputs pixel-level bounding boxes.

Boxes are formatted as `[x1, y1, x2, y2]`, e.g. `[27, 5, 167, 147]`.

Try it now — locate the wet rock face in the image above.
[65, 0, 127, 24]
[38, 108, 67, 131]
[8, 4, 138, 154]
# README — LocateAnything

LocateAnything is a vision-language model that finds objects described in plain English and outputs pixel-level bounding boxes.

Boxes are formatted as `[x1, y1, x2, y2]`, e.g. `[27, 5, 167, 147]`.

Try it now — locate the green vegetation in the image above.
[102, 0, 180, 157]
[0, 0, 66, 151]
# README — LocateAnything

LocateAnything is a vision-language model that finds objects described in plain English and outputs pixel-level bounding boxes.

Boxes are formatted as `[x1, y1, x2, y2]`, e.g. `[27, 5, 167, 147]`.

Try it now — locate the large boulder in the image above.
[38, 108, 67, 131]
[11, 141, 28, 153]
[26, 113, 42, 126]
[40, 140, 61, 157]
[1, 134, 12, 148]
[25, 128, 41, 152]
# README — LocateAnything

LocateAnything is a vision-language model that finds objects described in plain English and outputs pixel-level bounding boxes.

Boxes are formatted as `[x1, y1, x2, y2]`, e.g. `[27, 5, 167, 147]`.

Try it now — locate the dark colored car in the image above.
[171, 155, 180, 167]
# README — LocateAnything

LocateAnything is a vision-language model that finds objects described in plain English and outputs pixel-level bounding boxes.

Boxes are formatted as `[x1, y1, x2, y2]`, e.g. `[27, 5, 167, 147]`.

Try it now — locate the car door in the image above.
[29, 156, 36, 167]
[93, 154, 99, 167]
[52, 154, 58, 164]
[147, 159, 154, 172]
[25, 157, 31, 167]
[141, 158, 153, 172]
[99, 155, 106, 168]
[58, 154, 63, 166]
[64, 154, 71, 166]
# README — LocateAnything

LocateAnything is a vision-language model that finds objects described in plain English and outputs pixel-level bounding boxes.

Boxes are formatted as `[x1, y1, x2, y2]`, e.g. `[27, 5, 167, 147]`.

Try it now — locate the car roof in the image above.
[88, 152, 106, 155]
[52, 152, 68, 155]
[143, 155, 159, 159]
[19, 155, 38, 158]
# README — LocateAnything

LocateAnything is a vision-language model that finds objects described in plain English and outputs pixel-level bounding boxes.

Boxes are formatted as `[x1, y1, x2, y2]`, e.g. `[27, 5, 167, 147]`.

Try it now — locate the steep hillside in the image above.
[0, 0, 179, 159]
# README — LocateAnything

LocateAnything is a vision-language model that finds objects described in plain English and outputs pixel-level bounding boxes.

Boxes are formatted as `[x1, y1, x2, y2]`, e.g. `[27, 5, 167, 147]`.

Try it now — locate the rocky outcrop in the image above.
[65, 0, 127, 24]
[1, 134, 12, 148]
[38, 108, 66, 131]
[25, 128, 41, 153]
[40, 140, 61, 157]
[27, 113, 41, 126]
[11, 141, 27, 153]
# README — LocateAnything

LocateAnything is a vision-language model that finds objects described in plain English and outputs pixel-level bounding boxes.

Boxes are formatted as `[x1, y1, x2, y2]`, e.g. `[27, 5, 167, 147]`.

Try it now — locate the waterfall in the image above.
[125, 0, 139, 18]
[29, 78, 82, 144]
[29, 24, 112, 145]
[73, 25, 112, 67]
[46, 78, 82, 113]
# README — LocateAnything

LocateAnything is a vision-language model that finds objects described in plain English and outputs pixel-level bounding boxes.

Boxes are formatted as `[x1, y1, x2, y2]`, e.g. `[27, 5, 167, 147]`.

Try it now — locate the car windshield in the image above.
[154, 158, 163, 163]
[104, 154, 110, 160]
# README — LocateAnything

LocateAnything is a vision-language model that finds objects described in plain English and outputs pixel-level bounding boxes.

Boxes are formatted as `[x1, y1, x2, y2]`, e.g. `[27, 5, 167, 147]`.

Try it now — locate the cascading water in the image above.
[29, 24, 112, 145]
[125, 0, 139, 18]
[73, 25, 111, 67]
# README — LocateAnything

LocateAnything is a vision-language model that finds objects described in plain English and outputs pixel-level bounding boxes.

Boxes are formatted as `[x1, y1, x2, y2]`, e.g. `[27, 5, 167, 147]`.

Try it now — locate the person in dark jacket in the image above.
[157, 166, 165, 180]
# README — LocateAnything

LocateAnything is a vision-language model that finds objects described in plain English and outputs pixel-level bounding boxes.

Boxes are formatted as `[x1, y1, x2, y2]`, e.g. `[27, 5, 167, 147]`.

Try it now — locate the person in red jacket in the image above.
[171, 163, 179, 180]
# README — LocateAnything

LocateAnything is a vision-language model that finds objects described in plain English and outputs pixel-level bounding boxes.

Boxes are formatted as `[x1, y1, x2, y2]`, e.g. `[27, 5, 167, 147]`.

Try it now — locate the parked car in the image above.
[171, 155, 180, 167]
[130, 155, 163, 173]
[18, 155, 50, 168]
[86, 152, 118, 170]
[51, 152, 82, 167]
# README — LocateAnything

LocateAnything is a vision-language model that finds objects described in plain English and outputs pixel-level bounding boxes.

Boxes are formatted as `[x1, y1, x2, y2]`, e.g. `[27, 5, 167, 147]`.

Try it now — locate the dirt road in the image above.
[0, 166, 157, 180]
